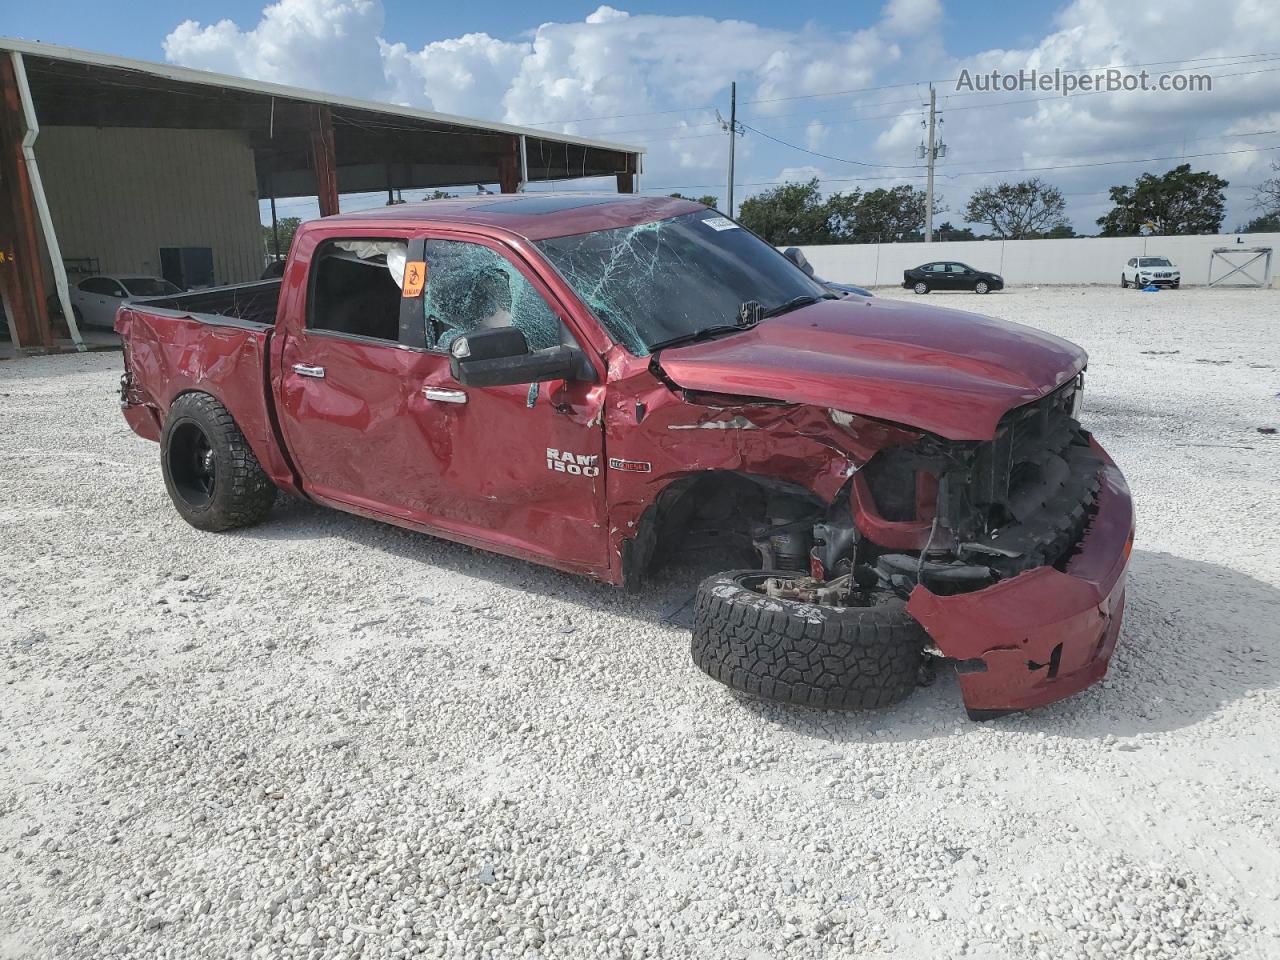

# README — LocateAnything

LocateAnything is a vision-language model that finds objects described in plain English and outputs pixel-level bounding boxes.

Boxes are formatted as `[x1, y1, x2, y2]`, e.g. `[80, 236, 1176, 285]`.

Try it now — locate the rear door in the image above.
[275, 228, 609, 573]
[926, 262, 951, 289]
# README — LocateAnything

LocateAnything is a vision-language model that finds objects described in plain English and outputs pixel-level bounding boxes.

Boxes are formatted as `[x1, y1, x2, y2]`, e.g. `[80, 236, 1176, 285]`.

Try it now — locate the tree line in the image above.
[260, 164, 1280, 259]
[692, 162, 1280, 246]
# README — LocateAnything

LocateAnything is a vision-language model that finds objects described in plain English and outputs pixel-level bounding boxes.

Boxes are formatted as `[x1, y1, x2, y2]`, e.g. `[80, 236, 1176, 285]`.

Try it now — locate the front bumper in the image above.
[1138, 276, 1179, 287]
[906, 436, 1134, 718]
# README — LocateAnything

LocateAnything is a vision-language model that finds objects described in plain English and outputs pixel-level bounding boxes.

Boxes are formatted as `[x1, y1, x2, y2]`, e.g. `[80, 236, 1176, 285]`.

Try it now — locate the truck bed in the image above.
[137, 279, 281, 327]
[117, 280, 297, 493]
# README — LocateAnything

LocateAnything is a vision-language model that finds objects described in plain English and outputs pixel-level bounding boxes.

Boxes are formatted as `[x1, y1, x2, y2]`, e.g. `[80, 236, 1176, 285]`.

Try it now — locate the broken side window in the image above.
[309, 239, 408, 342]
[421, 239, 563, 353]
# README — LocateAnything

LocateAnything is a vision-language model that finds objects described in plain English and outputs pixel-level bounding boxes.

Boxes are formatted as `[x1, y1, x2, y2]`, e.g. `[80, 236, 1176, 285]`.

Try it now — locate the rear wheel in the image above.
[913, 281, 929, 295]
[691, 571, 926, 710]
[160, 392, 276, 532]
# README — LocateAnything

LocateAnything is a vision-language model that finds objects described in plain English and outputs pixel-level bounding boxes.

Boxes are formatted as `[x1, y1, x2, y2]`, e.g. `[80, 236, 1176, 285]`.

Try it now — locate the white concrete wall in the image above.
[794, 233, 1280, 288]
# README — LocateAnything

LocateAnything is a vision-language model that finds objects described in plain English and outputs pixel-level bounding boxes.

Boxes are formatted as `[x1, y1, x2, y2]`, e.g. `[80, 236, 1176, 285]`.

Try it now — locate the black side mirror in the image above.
[782, 247, 815, 277]
[448, 326, 593, 388]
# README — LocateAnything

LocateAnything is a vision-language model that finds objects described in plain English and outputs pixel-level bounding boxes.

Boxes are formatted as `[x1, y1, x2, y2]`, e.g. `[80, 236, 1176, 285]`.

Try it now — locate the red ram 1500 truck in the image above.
[117, 195, 1133, 719]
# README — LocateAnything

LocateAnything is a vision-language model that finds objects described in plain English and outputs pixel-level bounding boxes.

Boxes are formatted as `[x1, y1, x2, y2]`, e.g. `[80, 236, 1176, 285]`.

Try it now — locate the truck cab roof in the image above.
[322, 193, 704, 241]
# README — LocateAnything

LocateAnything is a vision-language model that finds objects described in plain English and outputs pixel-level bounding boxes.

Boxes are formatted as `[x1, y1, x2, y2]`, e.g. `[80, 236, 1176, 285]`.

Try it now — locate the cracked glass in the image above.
[535, 210, 826, 355]
[422, 239, 563, 353]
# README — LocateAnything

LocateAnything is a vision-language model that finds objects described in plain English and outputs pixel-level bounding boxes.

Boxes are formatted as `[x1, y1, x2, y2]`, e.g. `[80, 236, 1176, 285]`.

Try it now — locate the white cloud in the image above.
[162, 0, 1280, 230]
[164, 0, 390, 101]
[881, 0, 944, 36]
[380, 33, 525, 116]
[805, 121, 830, 150]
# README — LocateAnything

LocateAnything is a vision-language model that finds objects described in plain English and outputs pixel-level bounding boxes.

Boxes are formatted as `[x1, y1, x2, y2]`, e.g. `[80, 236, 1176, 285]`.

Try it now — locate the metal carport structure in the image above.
[0, 37, 643, 354]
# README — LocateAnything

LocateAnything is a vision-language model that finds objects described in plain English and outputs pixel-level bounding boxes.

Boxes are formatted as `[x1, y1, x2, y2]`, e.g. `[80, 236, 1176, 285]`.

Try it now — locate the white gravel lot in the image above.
[2, 285, 1279, 960]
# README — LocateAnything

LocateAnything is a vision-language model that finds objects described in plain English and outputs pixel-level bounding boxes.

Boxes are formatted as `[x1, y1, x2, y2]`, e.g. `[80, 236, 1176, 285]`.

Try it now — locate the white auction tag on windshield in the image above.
[702, 216, 739, 231]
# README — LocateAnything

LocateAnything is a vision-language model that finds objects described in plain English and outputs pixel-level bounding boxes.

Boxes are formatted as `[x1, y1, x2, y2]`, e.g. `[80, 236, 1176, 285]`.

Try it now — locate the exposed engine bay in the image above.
[752, 375, 1098, 605]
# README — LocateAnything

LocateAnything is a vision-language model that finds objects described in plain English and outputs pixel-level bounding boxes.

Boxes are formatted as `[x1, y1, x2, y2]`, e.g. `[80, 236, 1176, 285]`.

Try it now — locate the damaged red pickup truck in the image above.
[117, 195, 1133, 719]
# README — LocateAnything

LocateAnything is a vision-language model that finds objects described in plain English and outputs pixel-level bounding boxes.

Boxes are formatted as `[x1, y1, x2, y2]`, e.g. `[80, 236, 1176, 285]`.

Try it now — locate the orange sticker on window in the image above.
[402, 261, 427, 297]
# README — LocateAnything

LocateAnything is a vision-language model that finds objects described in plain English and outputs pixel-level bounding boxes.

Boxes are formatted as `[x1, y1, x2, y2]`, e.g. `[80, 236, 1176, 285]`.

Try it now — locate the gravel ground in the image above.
[2, 285, 1279, 960]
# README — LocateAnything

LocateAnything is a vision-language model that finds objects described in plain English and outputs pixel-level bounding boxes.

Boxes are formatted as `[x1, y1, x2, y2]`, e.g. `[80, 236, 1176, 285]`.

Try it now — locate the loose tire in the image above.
[1120, 274, 1128, 288]
[160, 392, 277, 532]
[913, 281, 929, 295]
[974, 280, 990, 294]
[690, 571, 926, 710]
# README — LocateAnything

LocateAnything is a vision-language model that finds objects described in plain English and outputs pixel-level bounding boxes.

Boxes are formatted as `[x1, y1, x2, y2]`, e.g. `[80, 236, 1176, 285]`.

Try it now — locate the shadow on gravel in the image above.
[236, 501, 1280, 742]
[235, 494, 735, 624]
[725, 550, 1280, 743]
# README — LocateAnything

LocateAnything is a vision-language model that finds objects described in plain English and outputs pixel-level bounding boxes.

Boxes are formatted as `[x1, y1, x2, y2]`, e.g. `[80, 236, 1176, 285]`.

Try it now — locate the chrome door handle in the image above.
[292, 364, 325, 379]
[423, 387, 467, 404]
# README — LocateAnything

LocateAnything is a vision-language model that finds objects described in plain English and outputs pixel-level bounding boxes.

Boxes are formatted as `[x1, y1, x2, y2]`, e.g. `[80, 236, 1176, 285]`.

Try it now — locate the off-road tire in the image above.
[690, 570, 927, 710]
[160, 392, 276, 532]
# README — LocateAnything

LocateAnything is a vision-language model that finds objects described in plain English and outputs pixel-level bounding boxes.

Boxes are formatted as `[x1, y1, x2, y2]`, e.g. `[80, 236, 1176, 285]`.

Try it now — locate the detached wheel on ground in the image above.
[160, 392, 277, 532]
[690, 570, 927, 710]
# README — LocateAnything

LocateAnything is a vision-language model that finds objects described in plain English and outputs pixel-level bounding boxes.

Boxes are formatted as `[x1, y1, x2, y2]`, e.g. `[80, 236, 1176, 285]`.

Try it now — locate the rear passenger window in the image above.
[309, 239, 407, 342]
[421, 239, 564, 353]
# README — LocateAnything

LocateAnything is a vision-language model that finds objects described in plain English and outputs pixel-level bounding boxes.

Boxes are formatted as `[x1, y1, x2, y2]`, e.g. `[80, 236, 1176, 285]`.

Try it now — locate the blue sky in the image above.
[6, 1, 1060, 63]
[7, 1, 1278, 232]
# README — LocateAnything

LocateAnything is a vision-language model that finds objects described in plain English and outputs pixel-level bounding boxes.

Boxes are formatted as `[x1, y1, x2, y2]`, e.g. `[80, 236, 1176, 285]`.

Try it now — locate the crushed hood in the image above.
[655, 297, 1087, 441]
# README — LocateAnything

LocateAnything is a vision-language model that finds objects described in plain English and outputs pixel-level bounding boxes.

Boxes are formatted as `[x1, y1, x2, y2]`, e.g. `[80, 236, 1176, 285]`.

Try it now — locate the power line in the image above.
[638, 142, 1280, 192]
[737, 120, 925, 169]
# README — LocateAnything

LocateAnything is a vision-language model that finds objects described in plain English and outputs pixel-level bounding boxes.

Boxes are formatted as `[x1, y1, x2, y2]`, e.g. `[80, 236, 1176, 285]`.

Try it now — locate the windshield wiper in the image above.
[761, 293, 838, 319]
[648, 323, 754, 353]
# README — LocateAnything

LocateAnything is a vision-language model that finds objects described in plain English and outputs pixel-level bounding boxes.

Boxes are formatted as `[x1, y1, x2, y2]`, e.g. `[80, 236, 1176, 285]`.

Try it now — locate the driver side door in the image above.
[410, 233, 610, 572]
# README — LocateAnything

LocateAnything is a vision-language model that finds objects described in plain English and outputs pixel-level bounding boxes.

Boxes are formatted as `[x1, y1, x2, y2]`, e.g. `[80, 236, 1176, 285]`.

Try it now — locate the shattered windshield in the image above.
[535, 211, 826, 355]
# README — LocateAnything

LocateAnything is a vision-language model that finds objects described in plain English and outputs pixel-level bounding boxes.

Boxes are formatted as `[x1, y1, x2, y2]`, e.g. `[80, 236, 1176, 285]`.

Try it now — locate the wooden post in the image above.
[498, 135, 520, 193]
[309, 105, 339, 217]
[0, 55, 52, 350]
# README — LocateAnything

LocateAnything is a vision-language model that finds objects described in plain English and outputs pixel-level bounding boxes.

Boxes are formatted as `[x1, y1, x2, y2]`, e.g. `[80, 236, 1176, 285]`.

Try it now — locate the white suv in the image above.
[1122, 256, 1181, 289]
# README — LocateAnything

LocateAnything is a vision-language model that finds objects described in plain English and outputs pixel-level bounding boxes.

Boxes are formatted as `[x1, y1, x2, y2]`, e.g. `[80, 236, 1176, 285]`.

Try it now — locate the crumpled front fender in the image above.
[906, 439, 1134, 717]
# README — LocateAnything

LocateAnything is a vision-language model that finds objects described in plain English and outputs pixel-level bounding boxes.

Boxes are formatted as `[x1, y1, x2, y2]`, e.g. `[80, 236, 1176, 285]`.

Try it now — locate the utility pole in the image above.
[925, 83, 937, 243]
[732, 82, 742, 217]
[724, 82, 738, 217]
[716, 84, 745, 215]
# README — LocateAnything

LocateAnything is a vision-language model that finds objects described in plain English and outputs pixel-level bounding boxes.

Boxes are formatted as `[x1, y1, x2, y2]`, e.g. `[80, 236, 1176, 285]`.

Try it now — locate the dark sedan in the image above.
[903, 261, 1003, 294]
